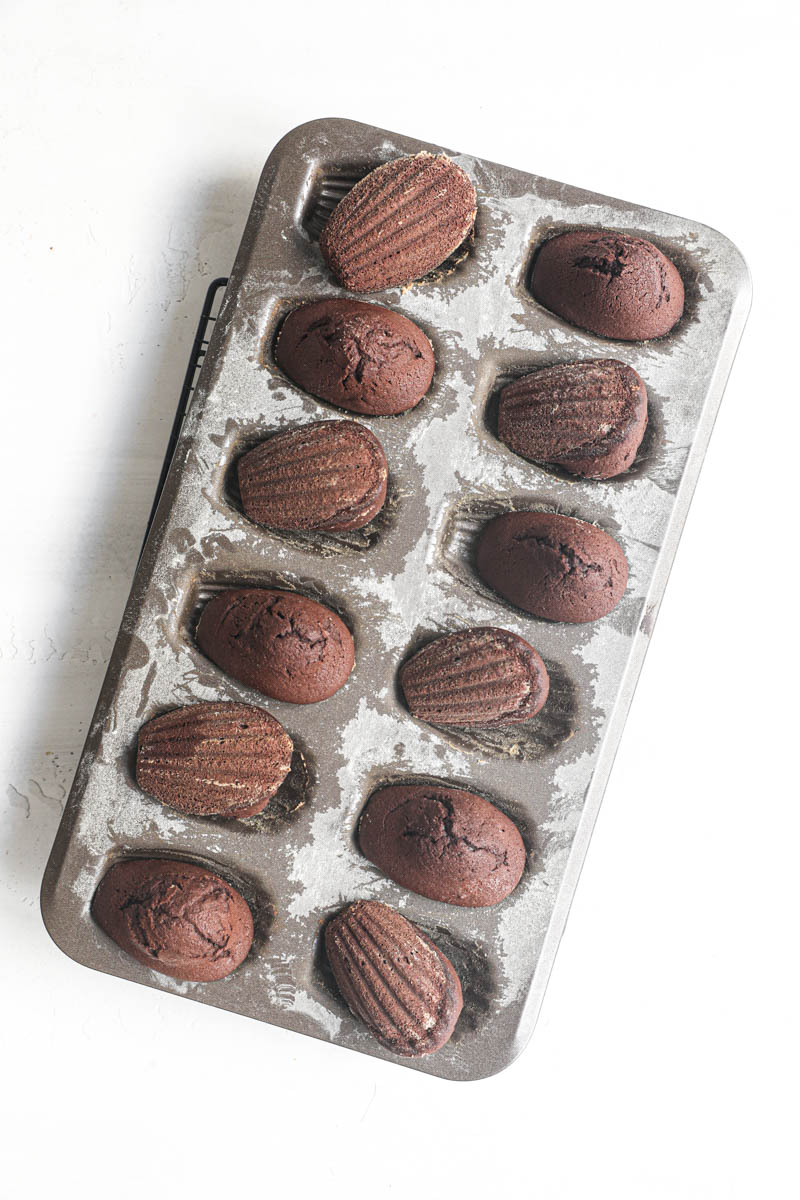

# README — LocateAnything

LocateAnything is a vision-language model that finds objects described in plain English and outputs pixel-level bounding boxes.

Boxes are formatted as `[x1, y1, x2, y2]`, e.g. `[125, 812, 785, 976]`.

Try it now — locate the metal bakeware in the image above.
[40, 118, 751, 1081]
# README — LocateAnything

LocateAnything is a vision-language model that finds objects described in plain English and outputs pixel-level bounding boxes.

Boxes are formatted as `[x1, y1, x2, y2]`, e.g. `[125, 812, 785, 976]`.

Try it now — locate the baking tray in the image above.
[40, 117, 751, 1081]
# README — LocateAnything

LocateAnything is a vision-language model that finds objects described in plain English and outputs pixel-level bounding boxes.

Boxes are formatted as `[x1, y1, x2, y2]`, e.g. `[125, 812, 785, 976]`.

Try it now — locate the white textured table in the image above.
[2, 4, 796, 1197]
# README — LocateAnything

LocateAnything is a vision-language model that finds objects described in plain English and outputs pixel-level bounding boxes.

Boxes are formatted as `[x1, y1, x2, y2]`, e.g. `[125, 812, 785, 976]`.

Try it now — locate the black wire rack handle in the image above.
[140, 277, 229, 557]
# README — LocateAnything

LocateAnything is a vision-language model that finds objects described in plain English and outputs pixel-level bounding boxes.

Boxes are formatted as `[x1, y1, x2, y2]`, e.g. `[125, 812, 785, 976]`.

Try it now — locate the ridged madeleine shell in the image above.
[325, 900, 463, 1056]
[497, 359, 648, 479]
[136, 701, 293, 819]
[238, 420, 388, 532]
[400, 627, 549, 727]
[320, 153, 477, 293]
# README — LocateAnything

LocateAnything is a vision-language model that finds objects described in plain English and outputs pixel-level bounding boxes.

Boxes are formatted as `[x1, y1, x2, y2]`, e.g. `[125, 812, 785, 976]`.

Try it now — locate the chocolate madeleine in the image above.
[275, 299, 434, 416]
[92, 858, 253, 982]
[497, 359, 648, 479]
[238, 420, 388, 532]
[196, 588, 354, 704]
[400, 627, 549, 727]
[360, 784, 526, 907]
[320, 153, 477, 293]
[476, 512, 628, 623]
[531, 229, 684, 341]
[136, 702, 293, 819]
[325, 900, 462, 1056]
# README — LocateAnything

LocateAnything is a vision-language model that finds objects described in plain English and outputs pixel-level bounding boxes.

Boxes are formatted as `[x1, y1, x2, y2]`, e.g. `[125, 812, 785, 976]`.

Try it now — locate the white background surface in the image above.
[2, 3, 797, 1196]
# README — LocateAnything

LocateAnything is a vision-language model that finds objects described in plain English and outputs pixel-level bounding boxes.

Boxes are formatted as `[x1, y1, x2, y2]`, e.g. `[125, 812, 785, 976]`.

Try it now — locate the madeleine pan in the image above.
[41, 118, 751, 1080]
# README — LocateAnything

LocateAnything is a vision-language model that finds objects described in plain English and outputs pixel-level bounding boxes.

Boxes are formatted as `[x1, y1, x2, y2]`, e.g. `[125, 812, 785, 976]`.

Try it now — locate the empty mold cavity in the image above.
[222, 422, 398, 558]
[522, 220, 704, 346]
[300, 163, 374, 242]
[477, 354, 667, 488]
[394, 631, 578, 763]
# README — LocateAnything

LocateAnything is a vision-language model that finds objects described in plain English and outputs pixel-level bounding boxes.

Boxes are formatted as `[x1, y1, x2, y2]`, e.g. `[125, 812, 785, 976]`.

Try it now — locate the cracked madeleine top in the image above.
[476, 511, 628, 623]
[359, 783, 526, 907]
[531, 229, 684, 341]
[196, 587, 354, 704]
[275, 298, 434, 416]
[91, 858, 254, 983]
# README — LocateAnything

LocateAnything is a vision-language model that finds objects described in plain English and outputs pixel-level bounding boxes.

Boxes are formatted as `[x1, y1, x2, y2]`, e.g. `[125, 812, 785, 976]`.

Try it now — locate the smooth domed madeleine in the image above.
[476, 511, 628, 623]
[400, 626, 549, 727]
[497, 359, 648, 479]
[359, 783, 526, 907]
[531, 229, 684, 341]
[196, 588, 354, 705]
[136, 701, 293, 819]
[325, 900, 462, 1056]
[275, 299, 434, 416]
[319, 153, 477, 292]
[92, 858, 254, 983]
[238, 420, 388, 533]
